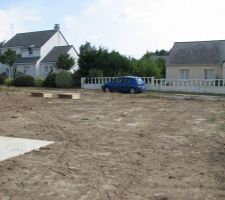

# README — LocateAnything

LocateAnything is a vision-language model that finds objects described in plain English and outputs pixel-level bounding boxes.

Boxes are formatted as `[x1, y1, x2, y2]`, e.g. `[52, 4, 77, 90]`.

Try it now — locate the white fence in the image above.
[81, 77, 225, 94]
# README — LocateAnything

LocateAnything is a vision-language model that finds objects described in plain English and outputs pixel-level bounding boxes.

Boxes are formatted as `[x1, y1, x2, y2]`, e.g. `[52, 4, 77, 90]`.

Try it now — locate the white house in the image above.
[0, 24, 78, 78]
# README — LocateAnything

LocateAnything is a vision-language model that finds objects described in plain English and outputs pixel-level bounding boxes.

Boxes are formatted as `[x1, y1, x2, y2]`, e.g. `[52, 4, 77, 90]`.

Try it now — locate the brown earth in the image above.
[0, 88, 225, 200]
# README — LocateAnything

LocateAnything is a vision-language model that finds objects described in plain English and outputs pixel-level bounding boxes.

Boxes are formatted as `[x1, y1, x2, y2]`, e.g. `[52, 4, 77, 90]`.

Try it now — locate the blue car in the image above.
[101, 76, 145, 94]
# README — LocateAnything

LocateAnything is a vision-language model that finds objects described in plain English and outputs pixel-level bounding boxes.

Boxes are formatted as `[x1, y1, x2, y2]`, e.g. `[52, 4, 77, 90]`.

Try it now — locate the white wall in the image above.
[1, 47, 23, 55]
[0, 63, 9, 75]
[36, 31, 68, 77]
[150, 85, 225, 94]
[40, 32, 68, 59]
[16, 64, 36, 77]
[166, 65, 223, 79]
[39, 63, 57, 78]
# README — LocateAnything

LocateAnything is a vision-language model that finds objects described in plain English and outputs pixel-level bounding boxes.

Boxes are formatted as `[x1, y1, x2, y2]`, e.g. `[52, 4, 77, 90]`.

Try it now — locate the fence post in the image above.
[151, 77, 155, 86]
[81, 77, 85, 89]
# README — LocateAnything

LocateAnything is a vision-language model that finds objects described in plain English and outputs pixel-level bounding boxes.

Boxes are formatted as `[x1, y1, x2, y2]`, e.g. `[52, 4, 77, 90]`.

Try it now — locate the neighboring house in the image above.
[0, 24, 78, 78]
[166, 40, 225, 80]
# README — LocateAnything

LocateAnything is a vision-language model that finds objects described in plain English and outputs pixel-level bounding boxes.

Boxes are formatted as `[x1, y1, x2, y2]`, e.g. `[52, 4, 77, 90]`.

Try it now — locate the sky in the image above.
[1, 0, 225, 58]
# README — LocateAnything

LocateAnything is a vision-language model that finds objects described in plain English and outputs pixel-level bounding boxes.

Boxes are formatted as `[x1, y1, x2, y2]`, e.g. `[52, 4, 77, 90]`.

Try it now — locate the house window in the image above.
[50, 66, 53, 73]
[180, 69, 190, 79]
[204, 69, 215, 79]
[45, 66, 48, 73]
[28, 48, 33, 55]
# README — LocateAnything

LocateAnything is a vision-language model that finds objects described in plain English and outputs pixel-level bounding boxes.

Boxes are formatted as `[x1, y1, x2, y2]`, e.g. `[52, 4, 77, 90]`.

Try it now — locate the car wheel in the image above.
[129, 88, 136, 94]
[105, 86, 110, 92]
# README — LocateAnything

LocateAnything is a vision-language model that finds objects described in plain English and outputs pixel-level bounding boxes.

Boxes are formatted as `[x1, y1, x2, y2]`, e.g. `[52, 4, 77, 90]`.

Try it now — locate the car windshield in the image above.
[113, 78, 122, 83]
[136, 78, 143, 84]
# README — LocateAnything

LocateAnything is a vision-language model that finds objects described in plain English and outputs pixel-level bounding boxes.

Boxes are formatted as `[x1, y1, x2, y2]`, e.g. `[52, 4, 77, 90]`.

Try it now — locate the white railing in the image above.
[152, 78, 225, 87]
[81, 77, 225, 94]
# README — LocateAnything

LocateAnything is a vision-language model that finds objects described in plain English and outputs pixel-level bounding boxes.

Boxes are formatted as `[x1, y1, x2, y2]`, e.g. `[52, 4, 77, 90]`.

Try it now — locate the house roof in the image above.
[167, 40, 225, 65]
[4, 30, 57, 49]
[15, 55, 40, 64]
[41, 45, 73, 63]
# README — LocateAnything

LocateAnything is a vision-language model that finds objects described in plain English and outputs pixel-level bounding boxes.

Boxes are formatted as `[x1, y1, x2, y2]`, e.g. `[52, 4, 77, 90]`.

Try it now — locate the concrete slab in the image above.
[31, 92, 52, 98]
[58, 93, 80, 100]
[0, 136, 54, 161]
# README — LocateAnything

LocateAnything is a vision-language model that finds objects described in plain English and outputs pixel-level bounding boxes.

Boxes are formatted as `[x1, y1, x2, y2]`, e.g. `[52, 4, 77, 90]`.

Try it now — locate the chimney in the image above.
[54, 24, 60, 31]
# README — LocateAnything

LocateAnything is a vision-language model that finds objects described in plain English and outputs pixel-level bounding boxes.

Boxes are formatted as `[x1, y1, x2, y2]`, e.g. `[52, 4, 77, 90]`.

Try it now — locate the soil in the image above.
[0, 88, 225, 200]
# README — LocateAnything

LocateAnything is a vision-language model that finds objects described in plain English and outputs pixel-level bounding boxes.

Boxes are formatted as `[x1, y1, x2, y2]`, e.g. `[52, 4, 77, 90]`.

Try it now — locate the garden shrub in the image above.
[44, 73, 57, 87]
[3, 77, 14, 86]
[72, 71, 81, 88]
[35, 77, 45, 87]
[14, 75, 34, 87]
[0, 75, 8, 85]
[55, 71, 73, 88]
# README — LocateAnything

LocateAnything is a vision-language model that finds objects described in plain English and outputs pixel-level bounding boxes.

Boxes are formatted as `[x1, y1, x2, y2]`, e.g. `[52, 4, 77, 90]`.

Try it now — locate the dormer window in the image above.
[28, 48, 33, 55]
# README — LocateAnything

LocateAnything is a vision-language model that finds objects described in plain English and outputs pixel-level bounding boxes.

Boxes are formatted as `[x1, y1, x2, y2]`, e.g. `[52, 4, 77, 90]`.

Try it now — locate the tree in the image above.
[78, 42, 131, 77]
[0, 49, 16, 66]
[131, 56, 161, 78]
[56, 54, 75, 71]
[78, 42, 108, 76]
[77, 42, 167, 79]
[0, 49, 16, 77]
[156, 49, 169, 56]
[155, 58, 166, 78]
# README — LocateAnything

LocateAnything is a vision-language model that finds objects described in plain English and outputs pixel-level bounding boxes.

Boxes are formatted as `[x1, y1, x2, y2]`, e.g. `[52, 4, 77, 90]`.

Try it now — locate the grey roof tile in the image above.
[4, 30, 57, 49]
[15, 55, 40, 64]
[168, 40, 225, 65]
[41, 45, 73, 63]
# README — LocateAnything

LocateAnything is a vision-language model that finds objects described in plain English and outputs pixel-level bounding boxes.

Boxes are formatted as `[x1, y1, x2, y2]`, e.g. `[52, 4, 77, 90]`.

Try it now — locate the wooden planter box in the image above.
[31, 92, 53, 98]
[58, 93, 80, 100]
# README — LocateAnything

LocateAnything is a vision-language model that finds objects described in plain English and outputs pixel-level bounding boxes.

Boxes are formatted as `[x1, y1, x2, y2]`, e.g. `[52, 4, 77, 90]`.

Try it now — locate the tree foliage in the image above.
[77, 42, 168, 78]
[78, 42, 131, 77]
[0, 49, 16, 66]
[56, 54, 75, 71]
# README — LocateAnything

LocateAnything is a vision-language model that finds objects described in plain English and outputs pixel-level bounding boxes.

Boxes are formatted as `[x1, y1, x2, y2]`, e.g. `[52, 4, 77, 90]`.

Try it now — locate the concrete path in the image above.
[0, 136, 53, 161]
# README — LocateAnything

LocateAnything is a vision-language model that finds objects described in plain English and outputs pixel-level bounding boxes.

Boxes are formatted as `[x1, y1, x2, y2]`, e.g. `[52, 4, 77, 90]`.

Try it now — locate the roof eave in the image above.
[41, 61, 56, 64]
[166, 63, 222, 66]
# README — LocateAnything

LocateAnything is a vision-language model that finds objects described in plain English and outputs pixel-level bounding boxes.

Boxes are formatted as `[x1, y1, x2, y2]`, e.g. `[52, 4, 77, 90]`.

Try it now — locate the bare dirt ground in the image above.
[0, 88, 225, 200]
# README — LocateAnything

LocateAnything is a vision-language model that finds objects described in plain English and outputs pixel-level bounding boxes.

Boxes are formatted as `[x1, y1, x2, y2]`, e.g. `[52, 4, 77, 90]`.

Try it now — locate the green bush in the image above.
[3, 77, 14, 86]
[34, 77, 45, 87]
[44, 73, 57, 87]
[14, 75, 34, 87]
[72, 71, 81, 88]
[0, 75, 8, 85]
[55, 71, 73, 88]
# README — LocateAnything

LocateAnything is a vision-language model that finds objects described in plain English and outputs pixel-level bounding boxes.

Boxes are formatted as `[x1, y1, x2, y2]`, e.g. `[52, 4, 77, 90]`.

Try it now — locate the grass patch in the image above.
[80, 118, 89, 121]
[207, 117, 217, 123]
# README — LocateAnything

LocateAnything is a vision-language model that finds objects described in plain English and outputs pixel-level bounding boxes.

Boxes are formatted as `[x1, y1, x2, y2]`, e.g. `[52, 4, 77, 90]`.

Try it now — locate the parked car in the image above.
[101, 76, 145, 94]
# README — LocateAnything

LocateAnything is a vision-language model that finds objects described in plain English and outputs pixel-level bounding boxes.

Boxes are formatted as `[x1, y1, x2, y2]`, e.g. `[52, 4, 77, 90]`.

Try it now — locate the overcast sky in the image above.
[1, 0, 225, 58]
